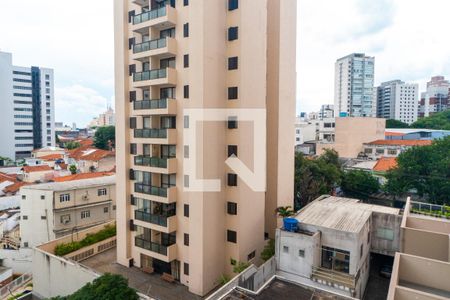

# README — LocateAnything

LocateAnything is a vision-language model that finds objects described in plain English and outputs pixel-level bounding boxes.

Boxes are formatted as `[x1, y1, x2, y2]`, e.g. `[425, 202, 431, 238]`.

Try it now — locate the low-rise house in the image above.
[68, 148, 115, 173]
[20, 175, 116, 248]
[19, 165, 54, 183]
[385, 129, 450, 141]
[362, 140, 432, 159]
[31, 147, 66, 159]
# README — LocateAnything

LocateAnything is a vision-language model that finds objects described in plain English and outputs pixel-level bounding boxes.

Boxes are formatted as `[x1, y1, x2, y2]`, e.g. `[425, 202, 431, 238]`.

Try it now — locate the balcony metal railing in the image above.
[133, 6, 167, 25]
[135, 236, 171, 255]
[135, 210, 174, 227]
[134, 183, 168, 198]
[134, 156, 168, 168]
[133, 38, 167, 54]
[134, 98, 168, 110]
[133, 68, 168, 82]
[134, 128, 168, 139]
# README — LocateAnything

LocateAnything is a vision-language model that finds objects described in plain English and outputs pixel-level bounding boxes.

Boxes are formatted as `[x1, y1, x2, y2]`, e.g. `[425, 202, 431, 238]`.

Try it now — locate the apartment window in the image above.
[60, 215, 70, 224]
[228, 27, 238, 41]
[98, 188, 107, 196]
[104, 207, 109, 213]
[388, 149, 397, 155]
[228, 0, 238, 10]
[59, 194, 70, 203]
[283, 246, 289, 253]
[299, 249, 305, 257]
[247, 250, 256, 261]
[130, 143, 137, 155]
[228, 57, 238, 70]
[184, 233, 189, 246]
[129, 64, 136, 76]
[45, 74, 50, 80]
[22, 195, 26, 200]
[376, 149, 384, 155]
[228, 87, 238, 100]
[129, 91, 136, 102]
[227, 202, 237, 215]
[184, 85, 189, 99]
[228, 145, 238, 157]
[227, 230, 237, 243]
[81, 210, 91, 219]
[128, 10, 135, 23]
[184, 54, 189, 68]
[184, 145, 189, 158]
[22, 216, 28, 220]
[183, 23, 189, 37]
[113, 205, 116, 210]
[364, 148, 372, 154]
[184, 175, 189, 188]
[128, 37, 135, 50]
[184, 204, 189, 217]
[184, 263, 189, 276]
[227, 174, 237, 186]
[41, 216, 47, 220]
[24, 242, 29, 248]
[184, 115, 189, 128]
[184, 0, 189, 6]
[129, 117, 137, 129]
[228, 116, 238, 129]
[41, 195, 45, 200]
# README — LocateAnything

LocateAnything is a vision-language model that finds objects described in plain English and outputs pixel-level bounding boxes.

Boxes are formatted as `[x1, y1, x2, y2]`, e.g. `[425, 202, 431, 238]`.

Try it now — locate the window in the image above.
[228, 57, 238, 70]
[228, 87, 238, 100]
[104, 207, 109, 213]
[60, 194, 70, 202]
[228, 0, 238, 10]
[130, 143, 137, 155]
[129, 91, 136, 102]
[184, 233, 189, 246]
[184, 204, 189, 217]
[41, 216, 47, 220]
[228, 145, 238, 157]
[60, 215, 70, 224]
[376, 148, 385, 155]
[22, 216, 28, 220]
[129, 117, 137, 129]
[184, 115, 189, 128]
[184, 85, 189, 99]
[98, 188, 107, 196]
[184, 263, 189, 276]
[184, 175, 189, 188]
[364, 148, 372, 154]
[227, 173, 237, 186]
[227, 202, 237, 215]
[184, 0, 189, 6]
[22, 195, 26, 200]
[283, 246, 289, 253]
[360, 244, 363, 258]
[227, 230, 237, 243]
[41, 195, 45, 200]
[129, 64, 136, 76]
[183, 23, 189, 37]
[228, 116, 238, 129]
[376, 228, 394, 241]
[184, 145, 189, 158]
[81, 210, 91, 219]
[184, 54, 189, 68]
[247, 250, 256, 261]
[388, 149, 397, 155]
[113, 205, 116, 210]
[228, 27, 238, 41]
[24, 242, 29, 248]
[298, 249, 305, 257]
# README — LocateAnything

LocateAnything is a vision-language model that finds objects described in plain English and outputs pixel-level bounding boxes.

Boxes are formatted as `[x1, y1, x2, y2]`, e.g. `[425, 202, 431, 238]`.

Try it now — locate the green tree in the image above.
[65, 141, 81, 150]
[69, 165, 77, 175]
[410, 110, 450, 130]
[386, 119, 409, 128]
[260, 239, 275, 262]
[385, 136, 450, 204]
[294, 149, 342, 209]
[341, 170, 381, 200]
[94, 126, 115, 150]
[51, 273, 138, 300]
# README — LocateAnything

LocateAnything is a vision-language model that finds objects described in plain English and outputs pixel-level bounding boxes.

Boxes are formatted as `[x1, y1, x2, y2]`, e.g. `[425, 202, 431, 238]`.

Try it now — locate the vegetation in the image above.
[294, 149, 342, 209]
[411, 206, 450, 219]
[94, 126, 115, 150]
[69, 165, 77, 175]
[410, 110, 450, 130]
[0, 156, 14, 166]
[385, 136, 450, 204]
[341, 170, 381, 200]
[65, 141, 81, 150]
[260, 239, 275, 262]
[218, 274, 231, 285]
[232, 261, 250, 274]
[276, 206, 295, 218]
[51, 273, 138, 300]
[54, 225, 116, 256]
[386, 119, 409, 128]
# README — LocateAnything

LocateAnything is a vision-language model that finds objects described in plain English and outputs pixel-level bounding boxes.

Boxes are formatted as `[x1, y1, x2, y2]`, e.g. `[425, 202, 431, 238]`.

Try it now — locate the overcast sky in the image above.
[1, 0, 449, 126]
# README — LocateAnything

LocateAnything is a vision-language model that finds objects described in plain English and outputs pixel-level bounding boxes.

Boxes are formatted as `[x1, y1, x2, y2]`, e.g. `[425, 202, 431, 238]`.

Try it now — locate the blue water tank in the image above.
[339, 112, 348, 118]
[283, 218, 299, 232]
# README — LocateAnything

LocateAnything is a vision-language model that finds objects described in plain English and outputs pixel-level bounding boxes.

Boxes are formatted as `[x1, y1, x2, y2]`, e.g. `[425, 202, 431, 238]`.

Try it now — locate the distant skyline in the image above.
[1, 0, 450, 125]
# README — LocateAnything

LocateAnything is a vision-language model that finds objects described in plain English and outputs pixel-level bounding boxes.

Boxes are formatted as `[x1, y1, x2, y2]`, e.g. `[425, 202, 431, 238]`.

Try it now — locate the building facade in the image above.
[0, 51, 55, 160]
[419, 75, 449, 118]
[319, 104, 334, 120]
[376, 80, 419, 125]
[334, 53, 375, 118]
[114, 0, 296, 296]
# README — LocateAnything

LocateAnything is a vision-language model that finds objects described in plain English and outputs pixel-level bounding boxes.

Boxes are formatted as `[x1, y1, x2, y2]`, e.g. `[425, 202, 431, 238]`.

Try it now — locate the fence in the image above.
[0, 273, 32, 299]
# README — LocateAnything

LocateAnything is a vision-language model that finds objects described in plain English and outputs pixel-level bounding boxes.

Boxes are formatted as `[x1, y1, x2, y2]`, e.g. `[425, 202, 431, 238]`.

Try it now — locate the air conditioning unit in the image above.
[82, 195, 89, 201]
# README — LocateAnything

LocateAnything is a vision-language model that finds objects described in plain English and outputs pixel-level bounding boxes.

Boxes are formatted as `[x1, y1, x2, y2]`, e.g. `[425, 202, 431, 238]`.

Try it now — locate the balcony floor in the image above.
[80, 247, 201, 300]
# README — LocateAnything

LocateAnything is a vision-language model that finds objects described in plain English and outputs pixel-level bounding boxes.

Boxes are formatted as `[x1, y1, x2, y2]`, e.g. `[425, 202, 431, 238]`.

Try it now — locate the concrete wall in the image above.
[402, 227, 449, 262]
[0, 248, 33, 274]
[371, 212, 402, 256]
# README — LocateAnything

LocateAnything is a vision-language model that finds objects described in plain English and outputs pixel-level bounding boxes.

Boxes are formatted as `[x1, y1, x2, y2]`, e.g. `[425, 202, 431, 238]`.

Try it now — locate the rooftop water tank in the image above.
[283, 218, 298, 232]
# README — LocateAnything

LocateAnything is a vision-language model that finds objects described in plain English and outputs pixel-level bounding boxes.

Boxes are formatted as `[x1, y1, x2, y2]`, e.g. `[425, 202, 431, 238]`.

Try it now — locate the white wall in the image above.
[0, 52, 15, 160]
[0, 248, 33, 274]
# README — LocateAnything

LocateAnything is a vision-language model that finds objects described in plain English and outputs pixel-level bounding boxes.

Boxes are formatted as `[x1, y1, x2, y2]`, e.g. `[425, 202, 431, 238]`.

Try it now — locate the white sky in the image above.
[1, 0, 450, 125]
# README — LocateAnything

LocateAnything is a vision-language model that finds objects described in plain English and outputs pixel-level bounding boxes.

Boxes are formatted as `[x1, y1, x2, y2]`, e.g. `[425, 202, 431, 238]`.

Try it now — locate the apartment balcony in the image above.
[132, 128, 177, 144]
[134, 183, 176, 204]
[134, 210, 177, 233]
[133, 68, 177, 88]
[135, 236, 177, 263]
[132, 37, 176, 61]
[132, 98, 177, 116]
[132, 5, 176, 34]
[133, 156, 177, 174]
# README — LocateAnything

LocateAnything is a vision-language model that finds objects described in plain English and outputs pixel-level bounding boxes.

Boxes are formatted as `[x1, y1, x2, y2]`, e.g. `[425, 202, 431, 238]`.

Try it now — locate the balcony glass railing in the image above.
[134, 156, 168, 168]
[134, 128, 168, 139]
[134, 98, 168, 110]
[135, 210, 174, 227]
[135, 236, 171, 255]
[134, 183, 168, 198]
[133, 6, 167, 25]
[133, 68, 168, 82]
[133, 38, 167, 54]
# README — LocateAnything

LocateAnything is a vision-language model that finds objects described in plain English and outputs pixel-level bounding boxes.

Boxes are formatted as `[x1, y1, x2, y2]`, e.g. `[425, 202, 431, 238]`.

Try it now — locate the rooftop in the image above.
[53, 172, 114, 182]
[21, 175, 115, 192]
[39, 154, 64, 161]
[295, 196, 400, 233]
[69, 147, 114, 161]
[32, 146, 65, 152]
[22, 165, 53, 173]
[373, 157, 398, 172]
[365, 139, 433, 146]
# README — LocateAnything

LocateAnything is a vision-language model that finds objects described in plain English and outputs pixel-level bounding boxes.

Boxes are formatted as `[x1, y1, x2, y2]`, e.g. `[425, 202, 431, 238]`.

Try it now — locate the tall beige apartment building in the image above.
[114, 0, 296, 296]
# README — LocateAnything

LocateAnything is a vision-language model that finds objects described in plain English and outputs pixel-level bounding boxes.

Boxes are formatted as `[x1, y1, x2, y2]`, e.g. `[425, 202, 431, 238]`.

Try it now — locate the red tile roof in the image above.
[373, 157, 398, 172]
[78, 139, 94, 147]
[3, 182, 28, 194]
[21, 165, 53, 173]
[385, 132, 406, 137]
[366, 140, 433, 146]
[69, 148, 115, 161]
[53, 172, 114, 182]
[0, 173, 16, 183]
[39, 154, 64, 161]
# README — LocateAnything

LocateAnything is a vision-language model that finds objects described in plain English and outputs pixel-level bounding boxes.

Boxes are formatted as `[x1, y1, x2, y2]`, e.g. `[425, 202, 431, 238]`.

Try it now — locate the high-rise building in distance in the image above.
[376, 80, 419, 125]
[419, 75, 449, 118]
[114, 0, 296, 296]
[334, 53, 375, 118]
[0, 51, 56, 160]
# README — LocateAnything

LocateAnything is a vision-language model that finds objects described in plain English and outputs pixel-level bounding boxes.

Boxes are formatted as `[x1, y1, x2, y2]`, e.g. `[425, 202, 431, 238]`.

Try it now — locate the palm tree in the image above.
[276, 206, 295, 218]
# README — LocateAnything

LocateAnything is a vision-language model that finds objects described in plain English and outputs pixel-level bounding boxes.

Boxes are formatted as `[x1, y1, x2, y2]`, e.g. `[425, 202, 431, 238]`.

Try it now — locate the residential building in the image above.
[317, 117, 335, 142]
[0, 51, 55, 160]
[362, 139, 432, 160]
[334, 53, 376, 118]
[319, 104, 334, 119]
[20, 175, 116, 248]
[385, 128, 450, 140]
[68, 147, 115, 173]
[376, 80, 419, 125]
[19, 165, 54, 183]
[295, 117, 316, 146]
[419, 75, 449, 118]
[114, 0, 296, 296]
[88, 107, 116, 128]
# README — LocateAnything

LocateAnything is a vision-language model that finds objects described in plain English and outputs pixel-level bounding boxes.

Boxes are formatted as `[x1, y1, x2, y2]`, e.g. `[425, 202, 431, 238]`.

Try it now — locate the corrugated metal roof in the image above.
[21, 175, 115, 192]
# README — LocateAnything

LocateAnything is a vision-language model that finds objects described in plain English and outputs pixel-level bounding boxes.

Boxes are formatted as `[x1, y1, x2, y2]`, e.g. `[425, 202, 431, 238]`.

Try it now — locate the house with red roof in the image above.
[362, 139, 433, 160]
[68, 147, 115, 173]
